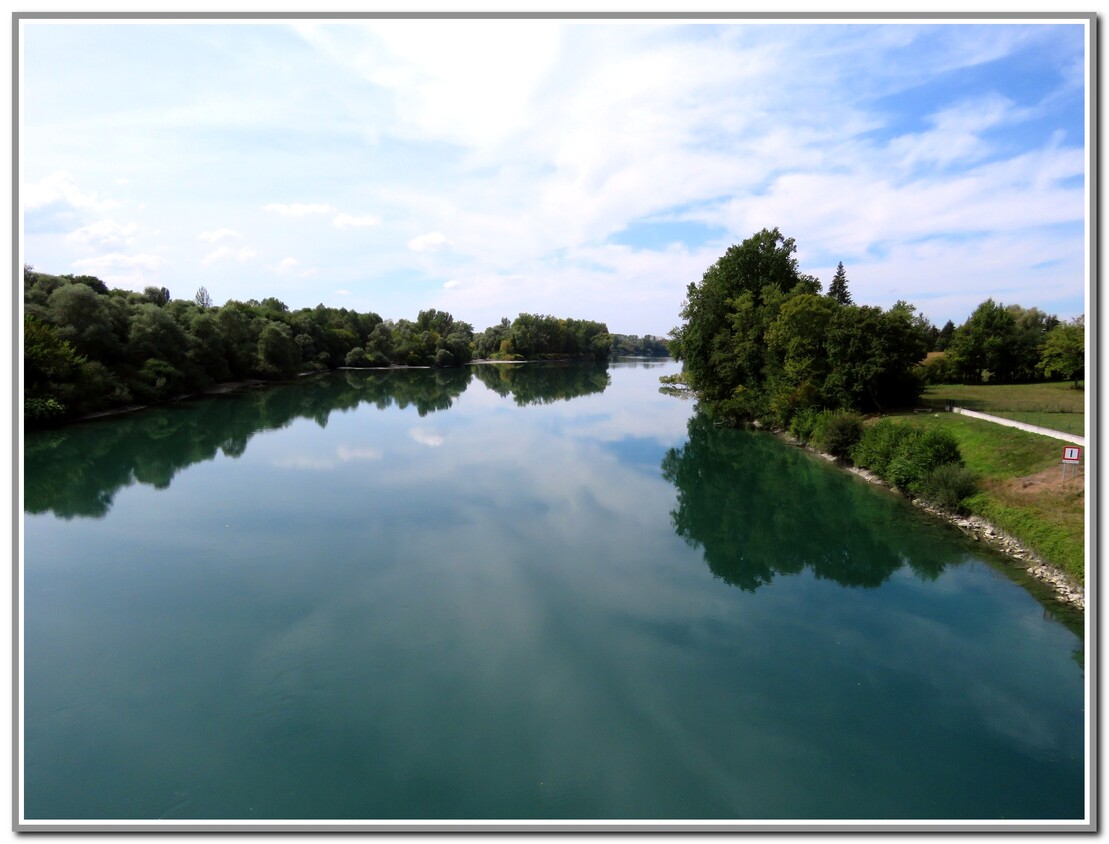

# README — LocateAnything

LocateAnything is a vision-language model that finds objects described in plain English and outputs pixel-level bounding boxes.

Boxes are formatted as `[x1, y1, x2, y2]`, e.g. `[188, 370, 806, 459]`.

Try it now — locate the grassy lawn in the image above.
[920, 381, 1085, 436]
[883, 410, 1085, 582]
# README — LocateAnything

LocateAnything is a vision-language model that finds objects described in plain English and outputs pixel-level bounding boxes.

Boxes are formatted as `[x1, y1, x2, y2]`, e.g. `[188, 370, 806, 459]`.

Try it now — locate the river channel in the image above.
[22, 360, 1085, 821]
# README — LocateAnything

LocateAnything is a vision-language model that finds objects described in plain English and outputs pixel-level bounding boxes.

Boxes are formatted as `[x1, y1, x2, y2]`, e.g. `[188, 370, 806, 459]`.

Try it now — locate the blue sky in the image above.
[20, 18, 1088, 335]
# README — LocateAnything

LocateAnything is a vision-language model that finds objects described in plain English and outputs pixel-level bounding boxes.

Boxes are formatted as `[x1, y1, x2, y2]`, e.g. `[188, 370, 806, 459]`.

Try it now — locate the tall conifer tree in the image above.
[828, 261, 852, 305]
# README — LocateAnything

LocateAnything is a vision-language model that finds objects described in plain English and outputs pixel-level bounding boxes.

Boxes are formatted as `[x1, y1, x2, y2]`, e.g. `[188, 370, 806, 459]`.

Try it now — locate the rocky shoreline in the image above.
[796, 440, 1085, 611]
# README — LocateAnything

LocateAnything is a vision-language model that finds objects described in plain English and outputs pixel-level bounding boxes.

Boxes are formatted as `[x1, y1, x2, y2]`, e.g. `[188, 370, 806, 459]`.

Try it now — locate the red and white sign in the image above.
[1062, 446, 1082, 464]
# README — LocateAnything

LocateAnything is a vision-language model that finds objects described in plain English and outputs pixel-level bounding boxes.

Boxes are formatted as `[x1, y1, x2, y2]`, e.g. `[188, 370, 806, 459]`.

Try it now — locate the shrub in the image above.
[24, 396, 66, 424]
[918, 462, 977, 514]
[344, 347, 369, 367]
[434, 347, 455, 368]
[886, 428, 962, 493]
[852, 418, 912, 477]
[788, 406, 822, 444]
[811, 411, 864, 459]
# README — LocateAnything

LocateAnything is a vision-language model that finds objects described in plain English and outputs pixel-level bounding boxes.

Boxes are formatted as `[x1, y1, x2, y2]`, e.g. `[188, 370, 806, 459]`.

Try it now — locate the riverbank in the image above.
[790, 436, 1084, 610]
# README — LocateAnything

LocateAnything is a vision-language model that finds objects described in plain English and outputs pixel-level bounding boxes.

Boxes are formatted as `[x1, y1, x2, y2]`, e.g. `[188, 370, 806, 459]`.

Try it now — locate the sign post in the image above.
[1061, 446, 1082, 482]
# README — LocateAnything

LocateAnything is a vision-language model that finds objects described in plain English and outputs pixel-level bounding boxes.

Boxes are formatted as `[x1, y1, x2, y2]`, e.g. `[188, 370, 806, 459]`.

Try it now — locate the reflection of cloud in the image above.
[276, 446, 383, 468]
[409, 428, 445, 447]
[273, 456, 336, 470]
[337, 445, 383, 461]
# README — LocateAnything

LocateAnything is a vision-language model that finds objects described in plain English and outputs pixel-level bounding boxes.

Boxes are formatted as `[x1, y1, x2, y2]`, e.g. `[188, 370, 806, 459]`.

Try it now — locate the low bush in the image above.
[886, 428, 963, 493]
[918, 462, 977, 515]
[811, 411, 864, 459]
[851, 418, 911, 476]
[788, 406, 822, 443]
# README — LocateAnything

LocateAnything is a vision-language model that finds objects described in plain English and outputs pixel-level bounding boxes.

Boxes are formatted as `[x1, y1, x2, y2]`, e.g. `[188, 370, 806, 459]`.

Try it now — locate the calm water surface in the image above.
[23, 360, 1085, 821]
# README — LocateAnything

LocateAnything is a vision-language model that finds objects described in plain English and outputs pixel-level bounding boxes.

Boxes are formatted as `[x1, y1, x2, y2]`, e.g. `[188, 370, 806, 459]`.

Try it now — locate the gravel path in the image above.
[951, 407, 1085, 447]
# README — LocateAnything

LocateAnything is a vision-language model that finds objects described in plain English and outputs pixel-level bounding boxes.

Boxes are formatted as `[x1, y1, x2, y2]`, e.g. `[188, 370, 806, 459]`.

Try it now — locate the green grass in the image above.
[880, 411, 1085, 582]
[920, 381, 1085, 437]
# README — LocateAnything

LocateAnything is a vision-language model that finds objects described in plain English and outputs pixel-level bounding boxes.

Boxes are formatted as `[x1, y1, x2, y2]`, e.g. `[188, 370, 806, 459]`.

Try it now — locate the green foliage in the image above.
[947, 299, 1059, 385]
[22, 268, 625, 423]
[810, 410, 864, 458]
[853, 419, 965, 499]
[920, 352, 953, 384]
[787, 406, 822, 443]
[1038, 321, 1084, 387]
[885, 428, 962, 493]
[827, 261, 852, 305]
[918, 463, 977, 515]
[851, 419, 911, 477]
[24, 397, 67, 423]
[610, 333, 669, 357]
[670, 230, 928, 426]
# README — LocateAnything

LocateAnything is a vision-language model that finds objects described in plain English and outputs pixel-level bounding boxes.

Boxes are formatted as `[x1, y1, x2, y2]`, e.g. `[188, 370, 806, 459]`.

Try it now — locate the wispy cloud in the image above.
[22, 20, 1088, 329]
[25, 170, 119, 212]
[65, 219, 138, 249]
[333, 212, 381, 229]
[198, 228, 242, 243]
[202, 246, 258, 266]
[264, 202, 335, 216]
[407, 231, 449, 253]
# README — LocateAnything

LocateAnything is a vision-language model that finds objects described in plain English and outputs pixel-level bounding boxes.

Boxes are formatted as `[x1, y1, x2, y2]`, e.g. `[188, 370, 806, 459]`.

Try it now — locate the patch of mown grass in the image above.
[921, 381, 1085, 437]
[876, 411, 1085, 582]
[885, 412, 1061, 478]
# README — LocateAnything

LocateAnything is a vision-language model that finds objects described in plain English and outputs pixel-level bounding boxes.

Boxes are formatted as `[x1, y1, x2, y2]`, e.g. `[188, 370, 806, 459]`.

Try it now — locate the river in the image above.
[22, 359, 1086, 822]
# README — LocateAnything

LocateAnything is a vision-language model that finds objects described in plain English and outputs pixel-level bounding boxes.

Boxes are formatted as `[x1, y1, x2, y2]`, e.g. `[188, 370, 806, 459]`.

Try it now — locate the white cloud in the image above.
[65, 219, 138, 250]
[276, 257, 300, 273]
[202, 246, 258, 266]
[442, 280, 461, 290]
[407, 231, 449, 253]
[198, 228, 242, 243]
[333, 212, 381, 229]
[335, 288, 352, 296]
[71, 252, 165, 290]
[25, 171, 119, 212]
[264, 202, 335, 216]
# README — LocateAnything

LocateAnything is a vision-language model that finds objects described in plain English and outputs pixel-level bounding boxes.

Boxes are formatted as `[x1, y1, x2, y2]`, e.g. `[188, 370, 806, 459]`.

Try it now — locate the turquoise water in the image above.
[23, 361, 1085, 821]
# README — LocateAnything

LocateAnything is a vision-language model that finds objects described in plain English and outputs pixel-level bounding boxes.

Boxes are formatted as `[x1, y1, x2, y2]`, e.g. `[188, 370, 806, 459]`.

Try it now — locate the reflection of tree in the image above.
[471, 361, 610, 405]
[661, 413, 948, 591]
[24, 368, 473, 520]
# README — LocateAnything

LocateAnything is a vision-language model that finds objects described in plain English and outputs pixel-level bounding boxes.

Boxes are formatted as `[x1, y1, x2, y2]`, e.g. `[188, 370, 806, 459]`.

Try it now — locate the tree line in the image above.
[23, 266, 616, 425]
[667, 228, 1084, 429]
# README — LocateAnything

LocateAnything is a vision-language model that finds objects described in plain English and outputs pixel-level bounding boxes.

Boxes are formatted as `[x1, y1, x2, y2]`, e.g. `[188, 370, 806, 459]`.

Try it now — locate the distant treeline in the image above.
[668, 228, 1084, 428]
[23, 266, 621, 425]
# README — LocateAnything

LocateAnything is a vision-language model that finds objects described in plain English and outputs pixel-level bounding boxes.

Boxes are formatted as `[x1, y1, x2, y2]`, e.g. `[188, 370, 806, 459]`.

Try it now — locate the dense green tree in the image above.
[1038, 320, 1085, 388]
[827, 261, 852, 305]
[934, 320, 956, 352]
[946, 299, 1020, 383]
[669, 227, 818, 406]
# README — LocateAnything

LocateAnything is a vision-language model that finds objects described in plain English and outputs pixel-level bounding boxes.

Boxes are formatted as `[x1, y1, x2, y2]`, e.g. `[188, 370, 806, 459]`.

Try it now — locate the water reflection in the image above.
[471, 361, 610, 405]
[24, 363, 611, 519]
[661, 413, 951, 591]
